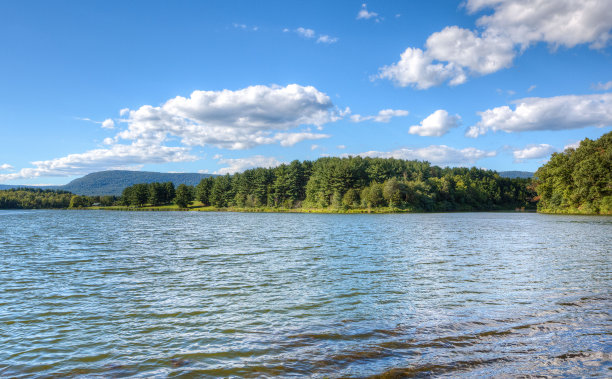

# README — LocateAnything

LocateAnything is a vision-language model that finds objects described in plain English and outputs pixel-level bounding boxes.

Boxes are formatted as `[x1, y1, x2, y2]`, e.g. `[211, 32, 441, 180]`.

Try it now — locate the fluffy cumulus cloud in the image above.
[101, 118, 115, 129]
[0, 143, 195, 182]
[408, 110, 461, 137]
[215, 155, 283, 175]
[377, 47, 465, 89]
[513, 144, 556, 162]
[118, 84, 339, 149]
[350, 109, 409, 123]
[356, 145, 496, 166]
[379, 0, 612, 88]
[0, 163, 14, 171]
[467, 93, 612, 137]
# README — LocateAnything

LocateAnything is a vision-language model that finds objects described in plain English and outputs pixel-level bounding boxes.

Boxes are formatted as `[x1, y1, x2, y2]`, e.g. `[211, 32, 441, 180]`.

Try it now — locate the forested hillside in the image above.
[534, 131, 611, 215]
[187, 157, 536, 212]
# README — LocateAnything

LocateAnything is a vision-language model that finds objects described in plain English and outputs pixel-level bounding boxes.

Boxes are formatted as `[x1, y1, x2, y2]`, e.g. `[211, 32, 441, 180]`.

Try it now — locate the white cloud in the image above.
[426, 26, 515, 75]
[215, 155, 283, 175]
[0, 163, 13, 171]
[408, 110, 461, 137]
[351, 109, 409, 123]
[377, 47, 465, 89]
[77, 117, 116, 129]
[527, 84, 537, 92]
[468, 0, 612, 49]
[317, 35, 338, 44]
[119, 108, 130, 116]
[355, 145, 496, 166]
[311, 144, 320, 151]
[296, 27, 315, 38]
[564, 141, 581, 150]
[513, 144, 556, 162]
[198, 169, 210, 174]
[592, 80, 612, 91]
[0, 143, 195, 182]
[233, 23, 247, 29]
[274, 132, 330, 147]
[337, 144, 346, 149]
[467, 93, 612, 137]
[292, 27, 338, 44]
[118, 84, 340, 150]
[379, 0, 612, 88]
[357, 3, 380, 21]
[101, 118, 115, 129]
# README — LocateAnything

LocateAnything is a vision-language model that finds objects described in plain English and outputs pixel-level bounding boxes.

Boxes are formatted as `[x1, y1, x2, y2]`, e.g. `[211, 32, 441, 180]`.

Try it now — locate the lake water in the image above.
[0, 210, 610, 377]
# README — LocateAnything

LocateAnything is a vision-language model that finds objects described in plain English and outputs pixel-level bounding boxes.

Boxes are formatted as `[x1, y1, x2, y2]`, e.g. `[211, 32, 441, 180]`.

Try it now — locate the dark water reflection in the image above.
[0, 210, 610, 377]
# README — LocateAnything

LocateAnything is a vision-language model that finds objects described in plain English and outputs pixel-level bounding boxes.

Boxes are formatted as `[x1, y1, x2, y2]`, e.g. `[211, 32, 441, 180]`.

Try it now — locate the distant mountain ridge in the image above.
[498, 171, 534, 179]
[0, 169, 533, 196]
[0, 170, 216, 196]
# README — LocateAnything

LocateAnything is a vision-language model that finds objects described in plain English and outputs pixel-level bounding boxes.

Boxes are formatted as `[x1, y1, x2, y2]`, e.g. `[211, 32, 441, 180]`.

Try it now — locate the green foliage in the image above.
[535, 131, 612, 214]
[0, 188, 72, 209]
[175, 184, 194, 208]
[120, 181, 176, 207]
[69, 195, 91, 208]
[196, 177, 214, 206]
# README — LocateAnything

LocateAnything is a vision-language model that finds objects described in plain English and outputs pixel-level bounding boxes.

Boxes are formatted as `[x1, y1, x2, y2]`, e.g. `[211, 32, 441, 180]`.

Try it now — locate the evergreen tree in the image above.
[175, 184, 194, 208]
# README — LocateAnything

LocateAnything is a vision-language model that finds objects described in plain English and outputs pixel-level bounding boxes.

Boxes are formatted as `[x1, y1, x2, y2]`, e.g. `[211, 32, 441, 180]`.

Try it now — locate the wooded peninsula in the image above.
[1, 131, 610, 215]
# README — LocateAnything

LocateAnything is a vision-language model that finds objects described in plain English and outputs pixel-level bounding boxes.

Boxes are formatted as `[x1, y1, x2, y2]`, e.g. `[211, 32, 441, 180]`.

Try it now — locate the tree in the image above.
[196, 177, 214, 206]
[130, 183, 149, 207]
[69, 195, 91, 208]
[164, 182, 176, 204]
[175, 184, 194, 208]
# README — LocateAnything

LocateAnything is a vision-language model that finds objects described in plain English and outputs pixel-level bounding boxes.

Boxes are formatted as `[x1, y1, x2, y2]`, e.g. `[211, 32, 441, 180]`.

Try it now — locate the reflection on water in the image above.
[0, 210, 610, 377]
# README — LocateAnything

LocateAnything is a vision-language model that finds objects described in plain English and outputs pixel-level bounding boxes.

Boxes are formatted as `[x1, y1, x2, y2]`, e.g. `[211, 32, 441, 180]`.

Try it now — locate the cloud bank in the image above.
[350, 109, 409, 123]
[513, 144, 556, 162]
[216, 155, 283, 175]
[467, 93, 612, 137]
[355, 145, 496, 166]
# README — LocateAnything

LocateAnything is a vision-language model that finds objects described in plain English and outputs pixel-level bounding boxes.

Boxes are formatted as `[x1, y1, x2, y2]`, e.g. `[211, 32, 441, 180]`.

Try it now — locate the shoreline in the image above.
[82, 205, 538, 214]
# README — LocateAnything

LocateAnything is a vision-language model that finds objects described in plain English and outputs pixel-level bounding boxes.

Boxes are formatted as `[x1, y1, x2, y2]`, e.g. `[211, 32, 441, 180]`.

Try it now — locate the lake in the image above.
[0, 210, 610, 377]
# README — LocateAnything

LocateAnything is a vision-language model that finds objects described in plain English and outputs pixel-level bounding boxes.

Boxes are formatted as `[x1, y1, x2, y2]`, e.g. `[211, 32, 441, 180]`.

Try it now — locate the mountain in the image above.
[498, 171, 534, 179]
[60, 170, 216, 196]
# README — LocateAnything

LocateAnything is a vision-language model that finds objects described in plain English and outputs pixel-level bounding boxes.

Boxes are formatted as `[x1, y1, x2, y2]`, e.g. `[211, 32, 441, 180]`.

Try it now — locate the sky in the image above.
[1, 0, 611, 185]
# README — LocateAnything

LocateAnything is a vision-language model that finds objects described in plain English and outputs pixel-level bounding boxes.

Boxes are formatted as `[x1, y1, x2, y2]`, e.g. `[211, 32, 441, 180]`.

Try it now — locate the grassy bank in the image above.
[84, 202, 534, 214]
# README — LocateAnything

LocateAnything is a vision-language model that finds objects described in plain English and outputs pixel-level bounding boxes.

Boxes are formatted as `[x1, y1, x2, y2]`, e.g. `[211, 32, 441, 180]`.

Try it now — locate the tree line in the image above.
[190, 157, 536, 211]
[0, 188, 73, 209]
[534, 131, 611, 214]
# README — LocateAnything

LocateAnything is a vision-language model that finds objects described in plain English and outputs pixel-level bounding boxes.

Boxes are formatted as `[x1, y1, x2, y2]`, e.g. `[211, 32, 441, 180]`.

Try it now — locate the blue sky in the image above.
[1, 0, 611, 185]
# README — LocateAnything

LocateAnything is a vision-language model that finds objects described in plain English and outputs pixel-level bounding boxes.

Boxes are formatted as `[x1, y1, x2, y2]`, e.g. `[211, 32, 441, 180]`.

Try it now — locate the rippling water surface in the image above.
[1, 210, 610, 377]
